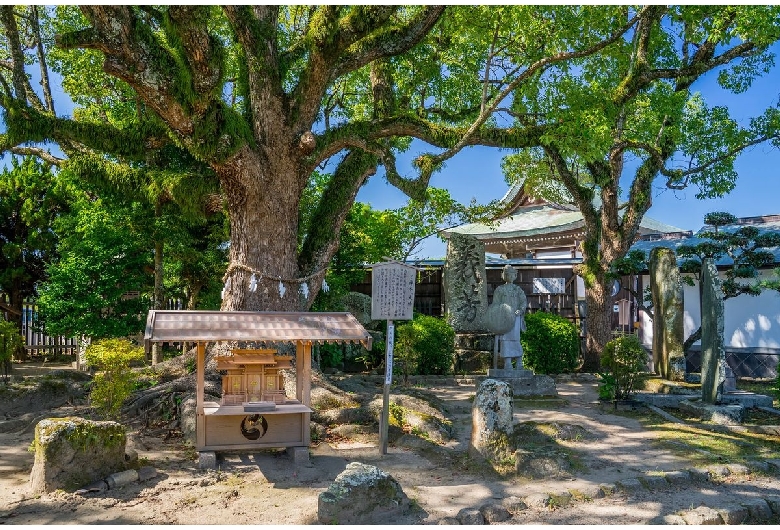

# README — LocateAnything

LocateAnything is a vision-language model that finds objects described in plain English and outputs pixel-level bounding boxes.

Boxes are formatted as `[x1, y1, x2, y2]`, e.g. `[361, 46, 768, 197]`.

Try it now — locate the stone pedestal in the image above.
[454, 332, 493, 373]
[477, 369, 557, 397]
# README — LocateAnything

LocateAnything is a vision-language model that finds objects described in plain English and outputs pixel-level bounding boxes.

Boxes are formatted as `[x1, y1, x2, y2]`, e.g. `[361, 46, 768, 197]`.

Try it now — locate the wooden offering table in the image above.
[144, 310, 372, 454]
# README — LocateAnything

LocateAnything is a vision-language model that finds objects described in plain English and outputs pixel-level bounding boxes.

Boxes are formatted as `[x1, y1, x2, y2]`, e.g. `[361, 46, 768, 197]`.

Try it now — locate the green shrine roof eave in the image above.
[442, 204, 686, 241]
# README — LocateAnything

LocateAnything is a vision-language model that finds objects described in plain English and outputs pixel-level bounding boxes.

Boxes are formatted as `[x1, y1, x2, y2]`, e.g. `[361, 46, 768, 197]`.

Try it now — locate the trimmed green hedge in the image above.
[521, 311, 580, 374]
[396, 314, 455, 375]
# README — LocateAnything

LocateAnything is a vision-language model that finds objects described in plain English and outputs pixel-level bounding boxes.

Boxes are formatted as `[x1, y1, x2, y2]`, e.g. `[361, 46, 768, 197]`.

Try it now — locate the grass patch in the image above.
[660, 406, 780, 427]
[635, 413, 780, 467]
[737, 378, 779, 407]
[514, 397, 569, 409]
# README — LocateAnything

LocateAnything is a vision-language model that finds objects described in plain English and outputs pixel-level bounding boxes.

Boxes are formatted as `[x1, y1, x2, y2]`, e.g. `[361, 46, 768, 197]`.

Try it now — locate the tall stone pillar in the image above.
[649, 247, 685, 380]
[700, 258, 726, 404]
[444, 234, 491, 372]
[443, 233, 487, 332]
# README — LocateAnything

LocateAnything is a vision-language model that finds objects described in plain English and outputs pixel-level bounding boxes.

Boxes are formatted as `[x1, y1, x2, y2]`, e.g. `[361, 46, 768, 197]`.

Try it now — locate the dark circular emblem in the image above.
[240, 414, 268, 440]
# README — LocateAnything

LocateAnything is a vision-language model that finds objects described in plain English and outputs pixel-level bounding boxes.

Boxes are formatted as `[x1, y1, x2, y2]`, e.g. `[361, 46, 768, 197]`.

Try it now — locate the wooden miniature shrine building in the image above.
[144, 310, 372, 453]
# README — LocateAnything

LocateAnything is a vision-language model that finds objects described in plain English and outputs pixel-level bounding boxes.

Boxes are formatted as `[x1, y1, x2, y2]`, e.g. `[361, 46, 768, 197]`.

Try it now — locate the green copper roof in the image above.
[443, 202, 685, 240]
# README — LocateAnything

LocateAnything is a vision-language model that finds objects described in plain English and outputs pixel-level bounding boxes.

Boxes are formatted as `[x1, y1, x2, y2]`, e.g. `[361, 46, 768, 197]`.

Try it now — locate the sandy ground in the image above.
[1, 367, 779, 525]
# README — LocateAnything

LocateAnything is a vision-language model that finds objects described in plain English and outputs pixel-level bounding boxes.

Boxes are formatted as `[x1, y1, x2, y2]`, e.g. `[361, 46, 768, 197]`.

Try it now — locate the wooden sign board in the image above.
[371, 261, 416, 321]
[532, 277, 565, 294]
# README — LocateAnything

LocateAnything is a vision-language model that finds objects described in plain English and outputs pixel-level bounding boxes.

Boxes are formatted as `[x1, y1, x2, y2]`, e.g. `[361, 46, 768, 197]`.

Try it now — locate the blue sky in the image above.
[356, 42, 780, 259]
[4, 30, 780, 262]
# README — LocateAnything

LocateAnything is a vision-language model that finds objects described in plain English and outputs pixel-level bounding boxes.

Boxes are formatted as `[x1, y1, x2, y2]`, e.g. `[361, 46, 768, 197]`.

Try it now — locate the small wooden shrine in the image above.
[144, 310, 372, 453]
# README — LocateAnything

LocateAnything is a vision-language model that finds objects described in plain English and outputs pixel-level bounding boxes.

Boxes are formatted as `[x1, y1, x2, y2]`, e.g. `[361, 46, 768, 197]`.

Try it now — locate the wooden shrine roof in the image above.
[144, 310, 372, 348]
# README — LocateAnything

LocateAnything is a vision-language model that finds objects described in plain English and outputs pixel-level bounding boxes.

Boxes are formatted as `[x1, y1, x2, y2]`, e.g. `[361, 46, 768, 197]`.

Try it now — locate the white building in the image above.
[631, 214, 780, 378]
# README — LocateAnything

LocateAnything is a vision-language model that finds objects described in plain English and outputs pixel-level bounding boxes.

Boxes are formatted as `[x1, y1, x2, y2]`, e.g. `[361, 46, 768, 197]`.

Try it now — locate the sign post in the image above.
[370, 260, 416, 455]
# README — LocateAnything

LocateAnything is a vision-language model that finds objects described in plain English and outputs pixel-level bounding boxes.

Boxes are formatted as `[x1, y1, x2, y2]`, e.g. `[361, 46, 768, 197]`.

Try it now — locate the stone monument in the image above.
[30, 417, 127, 493]
[700, 258, 726, 404]
[443, 233, 492, 371]
[478, 265, 556, 397]
[469, 379, 514, 461]
[649, 247, 685, 380]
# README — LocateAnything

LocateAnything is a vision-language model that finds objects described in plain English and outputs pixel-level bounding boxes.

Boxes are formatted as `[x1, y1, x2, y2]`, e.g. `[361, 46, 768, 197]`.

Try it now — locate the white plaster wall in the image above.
[639, 270, 780, 350]
[574, 250, 585, 298]
[536, 249, 573, 259]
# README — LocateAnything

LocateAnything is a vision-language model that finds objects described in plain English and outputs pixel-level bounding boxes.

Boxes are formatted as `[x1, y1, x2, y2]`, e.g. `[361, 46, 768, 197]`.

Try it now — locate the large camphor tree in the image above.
[2, 6, 780, 367]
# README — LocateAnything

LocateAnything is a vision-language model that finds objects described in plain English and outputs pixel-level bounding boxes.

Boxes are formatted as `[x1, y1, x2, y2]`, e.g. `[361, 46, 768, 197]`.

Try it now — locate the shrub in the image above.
[395, 314, 455, 376]
[521, 312, 580, 374]
[317, 343, 344, 370]
[85, 338, 145, 419]
[0, 319, 24, 382]
[599, 334, 648, 400]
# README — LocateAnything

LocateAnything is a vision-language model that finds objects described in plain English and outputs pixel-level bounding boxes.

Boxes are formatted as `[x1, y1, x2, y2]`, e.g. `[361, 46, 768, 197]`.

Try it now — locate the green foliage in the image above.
[3, 5, 780, 330]
[318, 343, 344, 371]
[521, 312, 580, 375]
[0, 157, 64, 311]
[677, 211, 780, 300]
[84, 338, 145, 419]
[0, 318, 23, 362]
[599, 334, 648, 400]
[395, 314, 455, 376]
[759, 267, 780, 294]
[37, 194, 152, 339]
[0, 318, 23, 381]
[597, 372, 616, 401]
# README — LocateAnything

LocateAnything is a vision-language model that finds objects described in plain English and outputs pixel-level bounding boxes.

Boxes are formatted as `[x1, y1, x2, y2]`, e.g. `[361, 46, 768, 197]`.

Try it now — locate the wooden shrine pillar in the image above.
[295, 341, 312, 445]
[196, 341, 206, 449]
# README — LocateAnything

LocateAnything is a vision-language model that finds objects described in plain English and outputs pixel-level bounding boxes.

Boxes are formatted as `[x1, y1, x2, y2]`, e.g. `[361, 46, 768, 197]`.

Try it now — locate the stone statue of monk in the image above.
[485, 265, 527, 370]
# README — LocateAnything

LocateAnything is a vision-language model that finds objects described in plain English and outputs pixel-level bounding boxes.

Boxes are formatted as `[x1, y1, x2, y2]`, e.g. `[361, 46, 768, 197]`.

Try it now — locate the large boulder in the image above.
[318, 462, 410, 524]
[29, 417, 126, 493]
[469, 379, 513, 461]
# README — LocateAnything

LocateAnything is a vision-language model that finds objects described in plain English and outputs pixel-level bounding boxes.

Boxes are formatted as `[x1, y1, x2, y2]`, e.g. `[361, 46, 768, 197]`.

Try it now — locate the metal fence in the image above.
[686, 348, 779, 380]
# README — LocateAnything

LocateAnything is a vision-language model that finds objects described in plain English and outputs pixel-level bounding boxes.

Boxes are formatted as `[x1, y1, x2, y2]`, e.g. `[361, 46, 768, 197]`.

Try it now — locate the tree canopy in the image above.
[2, 6, 780, 363]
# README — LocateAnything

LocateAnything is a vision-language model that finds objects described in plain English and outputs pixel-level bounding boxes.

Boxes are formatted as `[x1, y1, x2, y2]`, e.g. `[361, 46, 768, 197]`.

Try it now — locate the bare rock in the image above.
[318, 462, 410, 524]
[741, 498, 773, 520]
[716, 504, 749, 524]
[681, 506, 723, 525]
[515, 449, 571, 479]
[29, 417, 126, 494]
[179, 395, 197, 443]
[502, 495, 528, 514]
[479, 503, 511, 523]
[524, 493, 551, 509]
[456, 507, 484, 525]
[137, 466, 157, 482]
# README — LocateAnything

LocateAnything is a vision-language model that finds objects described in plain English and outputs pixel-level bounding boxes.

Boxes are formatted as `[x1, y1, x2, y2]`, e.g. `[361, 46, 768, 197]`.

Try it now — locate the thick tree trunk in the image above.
[216, 146, 315, 312]
[6, 286, 25, 361]
[7, 286, 23, 331]
[582, 277, 611, 372]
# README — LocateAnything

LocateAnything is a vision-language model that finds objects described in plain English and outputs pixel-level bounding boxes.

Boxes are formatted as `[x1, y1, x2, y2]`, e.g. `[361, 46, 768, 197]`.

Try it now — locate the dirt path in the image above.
[1, 375, 779, 525]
